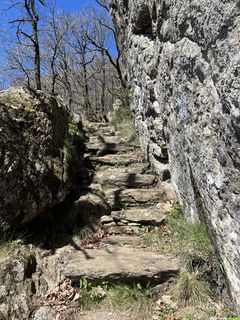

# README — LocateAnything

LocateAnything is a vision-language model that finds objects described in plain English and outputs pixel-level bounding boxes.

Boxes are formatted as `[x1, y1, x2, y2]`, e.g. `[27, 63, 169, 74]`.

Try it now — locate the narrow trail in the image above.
[30, 121, 179, 319]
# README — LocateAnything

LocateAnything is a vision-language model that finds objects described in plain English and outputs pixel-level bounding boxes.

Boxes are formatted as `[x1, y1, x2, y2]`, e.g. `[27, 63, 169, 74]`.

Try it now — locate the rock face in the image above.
[110, 0, 240, 310]
[0, 87, 84, 231]
[0, 248, 36, 319]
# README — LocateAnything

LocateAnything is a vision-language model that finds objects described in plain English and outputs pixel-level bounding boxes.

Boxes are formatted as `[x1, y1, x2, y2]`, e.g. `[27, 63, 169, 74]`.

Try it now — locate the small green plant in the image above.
[110, 106, 136, 141]
[107, 282, 154, 319]
[0, 232, 26, 258]
[111, 106, 131, 126]
[143, 204, 214, 259]
[167, 206, 213, 257]
[171, 270, 212, 307]
[79, 278, 107, 310]
[78, 279, 155, 317]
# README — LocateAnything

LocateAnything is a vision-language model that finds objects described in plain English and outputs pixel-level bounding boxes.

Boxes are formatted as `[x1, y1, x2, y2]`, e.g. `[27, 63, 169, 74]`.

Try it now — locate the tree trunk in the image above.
[31, 0, 41, 90]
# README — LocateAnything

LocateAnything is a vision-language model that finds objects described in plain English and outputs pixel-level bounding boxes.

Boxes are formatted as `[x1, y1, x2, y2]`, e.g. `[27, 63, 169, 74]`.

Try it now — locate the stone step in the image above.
[107, 225, 142, 235]
[111, 204, 171, 225]
[89, 152, 145, 167]
[94, 163, 149, 174]
[62, 246, 180, 285]
[94, 168, 156, 188]
[84, 122, 115, 135]
[86, 141, 140, 156]
[88, 135, 124, 145]
[100, 235, 142, 247]
[105, 183, 176, 210]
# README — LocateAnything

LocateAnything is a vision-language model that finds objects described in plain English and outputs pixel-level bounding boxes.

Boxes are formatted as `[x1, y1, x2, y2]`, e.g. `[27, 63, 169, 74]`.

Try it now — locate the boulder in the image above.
[0, 87, 84, 231]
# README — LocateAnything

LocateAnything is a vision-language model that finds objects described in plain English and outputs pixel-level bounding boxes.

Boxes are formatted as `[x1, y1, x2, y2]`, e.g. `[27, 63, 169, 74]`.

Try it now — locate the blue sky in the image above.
[0, 1, 94, 68]
[56, 0, 92, 11]
[0, 0, 117, 87]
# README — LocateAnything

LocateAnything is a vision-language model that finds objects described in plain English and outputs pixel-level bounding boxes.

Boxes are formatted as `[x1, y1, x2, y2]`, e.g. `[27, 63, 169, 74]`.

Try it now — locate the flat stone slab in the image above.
[89, 152, 144, 166]
[111, 206, 168, 224]
[94, 168, 156, 188]
[105, 188, 166, 209]
[86, 141, 139, 155]
[88, 135, 124, 145]
[100, 235, 142, 247]
[62, 247, 180, 285]
[84, 122, 115, 134]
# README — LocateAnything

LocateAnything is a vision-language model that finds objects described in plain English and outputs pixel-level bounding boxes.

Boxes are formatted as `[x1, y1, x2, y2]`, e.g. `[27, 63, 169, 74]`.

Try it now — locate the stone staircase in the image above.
[31, 121, 180, 319]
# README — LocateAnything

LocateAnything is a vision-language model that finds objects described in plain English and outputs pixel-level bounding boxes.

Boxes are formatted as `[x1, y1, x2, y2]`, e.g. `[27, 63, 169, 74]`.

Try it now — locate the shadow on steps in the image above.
[13, 156, 110, 255]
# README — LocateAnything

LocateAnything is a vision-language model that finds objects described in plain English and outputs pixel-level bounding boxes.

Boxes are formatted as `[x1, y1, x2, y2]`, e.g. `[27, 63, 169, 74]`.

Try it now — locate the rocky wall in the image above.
[110, 0, 240, 310]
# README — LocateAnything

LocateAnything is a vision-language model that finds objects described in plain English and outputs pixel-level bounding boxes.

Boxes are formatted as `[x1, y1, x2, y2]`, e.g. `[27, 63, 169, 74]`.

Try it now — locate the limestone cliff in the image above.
[0, 87, 85, 232]
[110, 0, 240, 310]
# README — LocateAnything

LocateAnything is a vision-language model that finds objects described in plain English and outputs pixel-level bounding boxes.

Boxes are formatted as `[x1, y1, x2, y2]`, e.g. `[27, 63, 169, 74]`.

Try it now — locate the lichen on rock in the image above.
[0, 87, 85, 231]
[110, 0, 240, 312]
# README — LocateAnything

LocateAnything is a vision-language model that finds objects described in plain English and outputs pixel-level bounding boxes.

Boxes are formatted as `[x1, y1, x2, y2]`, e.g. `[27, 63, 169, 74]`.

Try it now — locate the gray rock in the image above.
[105, 184, 176, 209]
[107, 226, 141, 235]
[86, 140, 139, 155]
[84, 121, 115, 135]
[111, 206, 167, 224]
[75, 192, 111, 218]
[100, 215, 114, 224]
[62, 246, 180, 285]
[0, 248, 36, 319]
[100, 235, 141, 246]
[89, 152, 144, 166]
[0, 87, 84, 231]
[32, 306, 58, 320]
[110, 0, 240, 310]
[94, 168, 156, 188]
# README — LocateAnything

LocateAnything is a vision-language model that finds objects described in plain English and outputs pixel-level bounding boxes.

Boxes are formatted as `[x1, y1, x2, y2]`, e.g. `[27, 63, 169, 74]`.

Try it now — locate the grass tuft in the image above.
[168, 205, 213, 257]
[0, 232, 26, 258]
[171, 270, 213, 307]
[143, 204, 214, 259]
[110, 106, 136, 141]
[78, 278, 155, 318]
[107, 282, 154, 316]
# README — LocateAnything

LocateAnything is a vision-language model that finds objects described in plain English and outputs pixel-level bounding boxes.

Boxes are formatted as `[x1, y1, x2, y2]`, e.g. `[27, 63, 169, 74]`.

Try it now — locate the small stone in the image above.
[100, 215, 114, 224]
[120, 219, 129, 224]
[102, 222, 117, 227]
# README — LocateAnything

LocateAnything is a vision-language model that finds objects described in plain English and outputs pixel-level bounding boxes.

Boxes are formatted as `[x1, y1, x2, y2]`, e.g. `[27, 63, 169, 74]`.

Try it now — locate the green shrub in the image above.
[79, 278, 107, 310]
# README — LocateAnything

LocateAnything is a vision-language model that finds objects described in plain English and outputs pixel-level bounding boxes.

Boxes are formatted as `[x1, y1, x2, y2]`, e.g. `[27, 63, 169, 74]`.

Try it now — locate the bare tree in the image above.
[69, 14, 95, 116]
[90, 0, 126, 90]
[9, 0, 45, 89]
[42, 3, 69, 94]
[1, 1, 125, 121]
